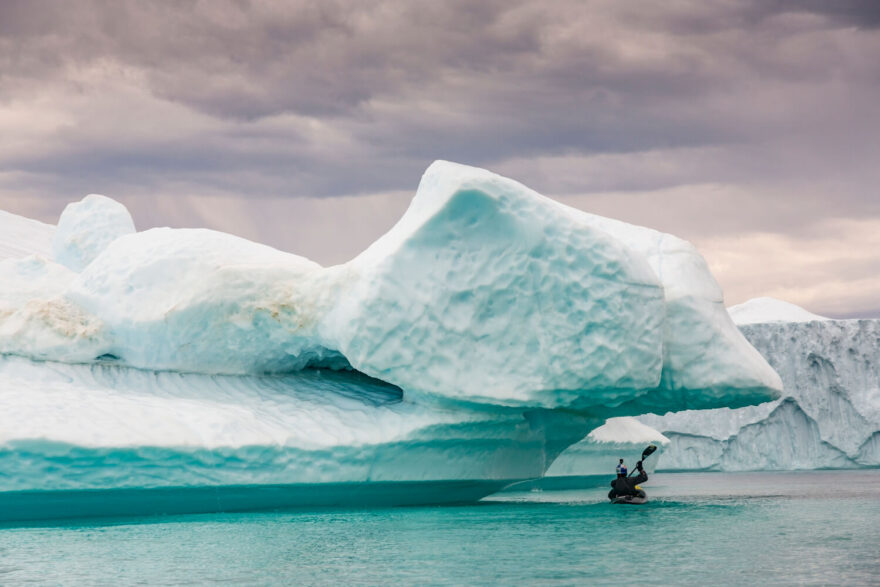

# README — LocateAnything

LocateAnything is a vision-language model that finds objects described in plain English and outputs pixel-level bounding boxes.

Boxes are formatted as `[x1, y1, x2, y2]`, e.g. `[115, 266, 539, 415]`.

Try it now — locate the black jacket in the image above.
[609, 471, 648, 498]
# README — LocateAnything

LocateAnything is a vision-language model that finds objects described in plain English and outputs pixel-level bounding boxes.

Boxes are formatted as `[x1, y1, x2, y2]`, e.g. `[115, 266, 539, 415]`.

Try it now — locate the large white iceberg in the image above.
[2, 162, 781, 412]
[641, 299, 880, 471]
[0, 162, 782, 519]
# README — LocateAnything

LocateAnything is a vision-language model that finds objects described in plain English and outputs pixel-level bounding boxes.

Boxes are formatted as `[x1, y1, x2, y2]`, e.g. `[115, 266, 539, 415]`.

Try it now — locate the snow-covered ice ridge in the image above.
[0, 162, 781, 517]
[728, 297, 829, 325]
[641, 300, 880, 471]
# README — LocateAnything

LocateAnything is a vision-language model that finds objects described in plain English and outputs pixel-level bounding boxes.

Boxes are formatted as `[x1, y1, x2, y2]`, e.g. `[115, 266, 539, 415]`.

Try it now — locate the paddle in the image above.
[628, 444, 658, 477]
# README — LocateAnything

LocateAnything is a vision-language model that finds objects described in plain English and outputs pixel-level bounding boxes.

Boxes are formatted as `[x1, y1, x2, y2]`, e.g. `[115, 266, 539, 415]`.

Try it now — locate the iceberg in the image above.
[0, 162, 781, 519]
[728, 297, 830, 325]
[546, 417, 669, 477]
[641, 299, 880, 471]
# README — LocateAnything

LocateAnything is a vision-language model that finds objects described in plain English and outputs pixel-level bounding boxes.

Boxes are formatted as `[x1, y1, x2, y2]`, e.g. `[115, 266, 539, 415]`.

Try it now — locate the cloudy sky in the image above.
[2, 0, 879, 316]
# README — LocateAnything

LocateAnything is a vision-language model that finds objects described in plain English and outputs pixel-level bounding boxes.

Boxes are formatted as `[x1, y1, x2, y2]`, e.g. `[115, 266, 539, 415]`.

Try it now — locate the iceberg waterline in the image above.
[0, 161, 781, 517]
[0, 353, 598, 519]
[0, 356, 591, 489]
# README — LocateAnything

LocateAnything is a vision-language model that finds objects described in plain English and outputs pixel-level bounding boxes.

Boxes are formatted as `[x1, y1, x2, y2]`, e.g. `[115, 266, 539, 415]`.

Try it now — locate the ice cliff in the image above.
[640, 300, 880, 471]
[0, 161, 781, 519]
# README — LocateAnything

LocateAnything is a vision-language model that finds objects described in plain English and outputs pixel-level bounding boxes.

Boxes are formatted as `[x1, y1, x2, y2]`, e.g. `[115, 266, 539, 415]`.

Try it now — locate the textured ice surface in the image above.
[641, 308, 880, 471]
[326, 162, 666, 407]
[52, 194, 136, 271]
[729, 297, 829, 325]
[0, 161, 781, 413]
[571, 214, 781, 413]
[66, 227, 333, 374]
[654, 400, 855, 471]
[546, 417, 668, 476]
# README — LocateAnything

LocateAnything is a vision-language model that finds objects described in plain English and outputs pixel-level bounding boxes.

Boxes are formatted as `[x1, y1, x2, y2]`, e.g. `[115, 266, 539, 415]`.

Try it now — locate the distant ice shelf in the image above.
[641, 301, 880, 471]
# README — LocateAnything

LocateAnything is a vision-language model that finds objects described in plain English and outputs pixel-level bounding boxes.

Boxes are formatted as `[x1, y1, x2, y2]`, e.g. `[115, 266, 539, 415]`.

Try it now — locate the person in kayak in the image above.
[616, 459, 627, 477]
[608, 459, 647, 500]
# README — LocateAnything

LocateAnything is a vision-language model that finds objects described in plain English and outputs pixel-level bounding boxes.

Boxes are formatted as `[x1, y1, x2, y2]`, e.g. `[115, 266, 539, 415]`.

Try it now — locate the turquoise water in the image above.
[1, 471, 878, 585]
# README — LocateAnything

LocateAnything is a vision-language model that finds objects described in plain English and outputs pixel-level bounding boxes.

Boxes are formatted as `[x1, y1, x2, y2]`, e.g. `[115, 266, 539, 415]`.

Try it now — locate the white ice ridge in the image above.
[640, 314, 880, 471]
[728, 297, 829, 325]
[546, 417, 669, 477]
[586, 417, 670, 445]
[0, 161, 781, 414]
[53, 194, 136, 271]
[0, 209, 54, 260]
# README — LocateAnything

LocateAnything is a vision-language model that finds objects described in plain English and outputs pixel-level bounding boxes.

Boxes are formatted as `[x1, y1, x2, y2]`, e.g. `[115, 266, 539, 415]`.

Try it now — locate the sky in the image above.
[1, 0, 879, 317]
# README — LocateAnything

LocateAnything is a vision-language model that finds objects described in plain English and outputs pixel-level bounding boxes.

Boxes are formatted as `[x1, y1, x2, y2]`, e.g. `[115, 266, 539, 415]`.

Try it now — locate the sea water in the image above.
[0, 471, 877, 586]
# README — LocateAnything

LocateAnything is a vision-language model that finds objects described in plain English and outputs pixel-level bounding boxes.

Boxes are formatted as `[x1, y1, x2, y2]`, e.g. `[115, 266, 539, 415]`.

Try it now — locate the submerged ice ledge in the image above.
[0, 354, 592, 508]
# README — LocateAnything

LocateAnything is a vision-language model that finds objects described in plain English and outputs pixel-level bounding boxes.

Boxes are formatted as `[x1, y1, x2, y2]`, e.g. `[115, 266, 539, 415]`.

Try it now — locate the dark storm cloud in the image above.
[767, 0, 880, 28]
[0, 0, 542, 118]
[3, 0, 878, 201]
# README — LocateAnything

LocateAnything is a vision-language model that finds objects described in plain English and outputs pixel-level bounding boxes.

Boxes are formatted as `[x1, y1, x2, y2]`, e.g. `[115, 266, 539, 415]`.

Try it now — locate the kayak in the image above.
[611, 494, 647, 505]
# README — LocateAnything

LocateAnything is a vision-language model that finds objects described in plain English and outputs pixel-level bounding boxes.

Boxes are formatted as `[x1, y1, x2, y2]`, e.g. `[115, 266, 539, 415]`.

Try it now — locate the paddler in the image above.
[608, 459, 647, 500]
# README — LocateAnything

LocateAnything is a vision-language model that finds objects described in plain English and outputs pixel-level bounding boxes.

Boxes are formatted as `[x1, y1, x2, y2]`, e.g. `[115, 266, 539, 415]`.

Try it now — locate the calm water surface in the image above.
[0, 471, 877, 586]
